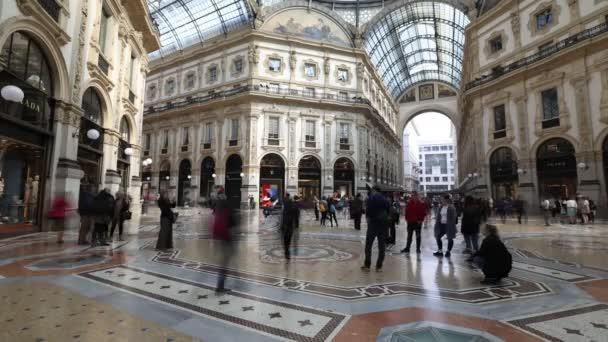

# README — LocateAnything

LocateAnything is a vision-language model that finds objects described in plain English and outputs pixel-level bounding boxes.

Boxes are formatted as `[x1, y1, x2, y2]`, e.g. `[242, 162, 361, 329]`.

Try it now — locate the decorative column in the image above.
[323, 116, 333, 197]
[571, 75, 601, 203]
[102, 130, 121, 194]
[286, 114, 298, 193]
[356, 122, 367, 192]
[214, 119, 225, 186]
[514, 93, 536, 212]
[242, 113, 260, 208]
[126, 145, 142, 235]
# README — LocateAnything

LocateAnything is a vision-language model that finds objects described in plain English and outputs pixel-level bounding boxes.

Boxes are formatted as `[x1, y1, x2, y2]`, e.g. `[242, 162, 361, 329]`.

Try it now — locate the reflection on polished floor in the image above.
[0, 209, 607, 342]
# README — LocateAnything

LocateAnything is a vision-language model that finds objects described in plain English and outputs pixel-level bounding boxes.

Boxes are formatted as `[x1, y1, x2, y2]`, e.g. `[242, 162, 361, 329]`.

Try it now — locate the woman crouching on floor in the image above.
[470, 224, 512, 285]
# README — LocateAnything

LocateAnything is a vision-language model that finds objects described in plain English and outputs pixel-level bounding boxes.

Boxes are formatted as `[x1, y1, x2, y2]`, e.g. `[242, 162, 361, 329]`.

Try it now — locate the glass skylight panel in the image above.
[147, 0, 250, 59]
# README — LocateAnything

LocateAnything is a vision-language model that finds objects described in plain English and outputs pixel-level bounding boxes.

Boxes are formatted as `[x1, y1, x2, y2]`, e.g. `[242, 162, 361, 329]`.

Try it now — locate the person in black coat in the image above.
[156, 191, 176, 251]
[350, 193, 363, 230]
[281, 194, 299, 260]
[472, 224, 512, 284]
[461, 196, 482, 254]
[92, 188, 115, 246]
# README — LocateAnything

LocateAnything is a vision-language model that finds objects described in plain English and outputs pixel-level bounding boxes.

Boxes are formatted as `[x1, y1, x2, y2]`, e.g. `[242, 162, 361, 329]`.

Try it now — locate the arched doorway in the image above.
[298, 155, 321, 205]
[78, 87, 104, 193]
[177, 159, 191, 206]
[260, 153, 285, 204]
[117, 116, 131, 191]
[225, 154, 243, 208]
[536, 138, 577, 200]
[490, 147, 518, 200]
[159, 160, 170, 194]
[200, 157, 215, 201]
[0, 31, 56, 230]
[334, 157, 354, 197]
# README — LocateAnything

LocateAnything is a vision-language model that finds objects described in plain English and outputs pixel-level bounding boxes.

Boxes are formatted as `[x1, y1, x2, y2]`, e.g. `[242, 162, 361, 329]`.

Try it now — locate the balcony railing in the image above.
[201, 142, 213, 150]
[466, 22, 608, 91]
[228, 139, 238, 147]
[38, 0, 60, 22]
[181, 145, 189, 152]
[493, 130, 506, 140]
[264, 138, 282, 146]
[542, 117, 560, 129]
[144, 85, 373, 115]
[98, 54, 110, 76]
[303, 140, 318, 149]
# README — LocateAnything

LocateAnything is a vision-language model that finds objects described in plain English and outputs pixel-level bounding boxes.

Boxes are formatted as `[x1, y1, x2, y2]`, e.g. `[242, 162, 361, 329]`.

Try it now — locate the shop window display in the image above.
[0, 138, 44, 226]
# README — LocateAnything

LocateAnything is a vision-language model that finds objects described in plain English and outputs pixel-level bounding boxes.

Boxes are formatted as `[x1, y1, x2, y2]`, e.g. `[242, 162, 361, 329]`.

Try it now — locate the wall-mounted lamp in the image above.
[1, 85, 24, 102]
[240, 172, 245, 177]
[212, 173, 217, 178]
[165, 176, 170, 180]
[577, 162, 588, 171]
[187, 175, 192, 180]
[517, 168, 526, 175]
[73, 127, 101, 140]
[124, 147, 133, 156]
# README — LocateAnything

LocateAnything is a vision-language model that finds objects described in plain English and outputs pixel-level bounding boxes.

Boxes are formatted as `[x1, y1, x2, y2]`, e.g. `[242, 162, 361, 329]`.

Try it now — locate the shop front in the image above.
[490, 147, 519, 200]
[536, 138, 577, 200]
[334, 157, 354, 197]
[297, 155, 321, 205]
[0, 31, 56, 232]
[200, 157, 215, 204]
[260, 153, 284, 206]
[78, 88, 104, 193]
[117, 117, 131, 192]
[158, 160, 171, 194]
[177, 159, 192, 206]
[225, 154, 243, 208]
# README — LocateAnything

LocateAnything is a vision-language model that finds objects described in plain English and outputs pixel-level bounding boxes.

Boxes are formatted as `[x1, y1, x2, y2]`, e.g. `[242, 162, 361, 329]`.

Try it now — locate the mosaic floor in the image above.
[0, 209, 606, 341]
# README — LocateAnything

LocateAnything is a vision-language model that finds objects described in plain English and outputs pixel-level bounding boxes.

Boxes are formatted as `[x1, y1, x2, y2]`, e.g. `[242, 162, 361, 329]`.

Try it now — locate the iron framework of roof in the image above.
[364, 1, 469, 100]
[147, 0, 252, 60]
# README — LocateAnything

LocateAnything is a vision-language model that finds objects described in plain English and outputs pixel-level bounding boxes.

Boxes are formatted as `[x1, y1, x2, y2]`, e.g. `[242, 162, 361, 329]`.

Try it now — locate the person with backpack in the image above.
[313, 196, 320, 221]
[328, 197, 339, 227]
[92, 188, 115, 246]
[213, 186, 239, 293]
[319, 196, 328, 226]
[281, 194, 299, 260]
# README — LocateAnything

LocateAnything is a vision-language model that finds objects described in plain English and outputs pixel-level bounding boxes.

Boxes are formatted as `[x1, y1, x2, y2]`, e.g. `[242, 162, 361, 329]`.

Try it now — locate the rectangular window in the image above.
[419, 162, 422, 166]
[186, 73, 195, 89]
[268, 117, 280, 145]
[144, 133, 151, 150]
[440, 146, 448, 151]
[339, 123, 350, 145]
[489, 36, 503, 53]
[209, 67, 217, 82]
[99, 8, 110, 54]
[161, 130, 169, 153]
[305, 120, 315, 147]
[494, 104, 506, 139]
[442, 177, 448, 182]
[203, 122, 213, 148]
[234, 59, 243, 73]
[129, 55, 136, 88]
[268, 58, 281, 72]
[536, 8, 553, 30]
[337, 68, 348, 82]
[304, 63, 316, 77]
[338, 91, 348, 101]
[541, 88, 560, 128]
[434, 177, 440, 182]
[182, 127, 189, 146]
[229, 119, 239, 146]
[425, 177, 431, 182]
[424, 146, 431, 152]
[432, 146, 439, 151]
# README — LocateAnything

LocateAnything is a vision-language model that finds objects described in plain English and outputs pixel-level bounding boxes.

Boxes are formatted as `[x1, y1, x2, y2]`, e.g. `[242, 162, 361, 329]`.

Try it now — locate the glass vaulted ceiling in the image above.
[364, 1, 469, 99]
[147, 0, 251, 60]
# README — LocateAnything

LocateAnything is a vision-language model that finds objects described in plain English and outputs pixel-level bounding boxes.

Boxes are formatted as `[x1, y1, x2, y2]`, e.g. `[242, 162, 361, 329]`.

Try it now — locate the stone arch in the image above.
[331, 155, 357, 170]
[118, 114, 137, 144]
[485, 144, 521, 163]
[81, 81, 113, 128]
[530, 134, 579, 160]
[297, 154, 323, 169]
[0, 16, 70, 102]
[221, 152, 245, 169]
[259, 2, 355, 48]
[398, 106, 460, 138]
[258, 152, 288, 166]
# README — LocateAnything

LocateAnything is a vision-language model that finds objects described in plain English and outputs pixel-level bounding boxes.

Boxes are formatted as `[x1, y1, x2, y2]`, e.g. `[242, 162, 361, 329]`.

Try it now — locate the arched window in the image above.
[119, 116, 130, 141]
[81, 88, 102, 124]
[0, 31, 53, 95]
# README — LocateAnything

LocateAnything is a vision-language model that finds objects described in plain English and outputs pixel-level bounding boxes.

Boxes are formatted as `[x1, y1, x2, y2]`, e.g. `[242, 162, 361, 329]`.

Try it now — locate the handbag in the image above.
[122, 210, 132, 220]
[171, 211, 179, 224]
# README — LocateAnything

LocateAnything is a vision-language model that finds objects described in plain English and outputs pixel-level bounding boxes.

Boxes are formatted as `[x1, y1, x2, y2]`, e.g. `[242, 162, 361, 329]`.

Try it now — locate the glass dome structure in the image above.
[364, 1, 470, 99]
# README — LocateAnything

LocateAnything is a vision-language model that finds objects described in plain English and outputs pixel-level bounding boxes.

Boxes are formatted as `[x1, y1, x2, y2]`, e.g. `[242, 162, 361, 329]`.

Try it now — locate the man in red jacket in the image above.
[401, 191, 427, 254]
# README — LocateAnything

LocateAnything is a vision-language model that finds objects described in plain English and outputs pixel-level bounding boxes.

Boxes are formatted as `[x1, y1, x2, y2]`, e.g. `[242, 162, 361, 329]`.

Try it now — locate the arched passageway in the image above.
[298, 155, 321, 205]
[200, 157, 215, 200]
[178, 159, 192, 206]
[536, 138, 577, 200]
[225, 154, 243, 207]
[334, 157, 354, 197]
[489, 147, 518, 200]
[260, 153, 285, 205]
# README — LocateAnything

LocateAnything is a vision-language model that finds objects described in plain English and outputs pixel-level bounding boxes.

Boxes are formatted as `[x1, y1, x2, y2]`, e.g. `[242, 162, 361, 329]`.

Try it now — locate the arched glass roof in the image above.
[364, 1, 469, 99]
[147, 0, 252, 60]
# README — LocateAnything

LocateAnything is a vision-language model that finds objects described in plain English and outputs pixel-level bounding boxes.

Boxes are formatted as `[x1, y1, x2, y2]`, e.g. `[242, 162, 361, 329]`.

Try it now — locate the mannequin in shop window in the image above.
[24, 177, 32, 220]
[28, 176, 39, 223]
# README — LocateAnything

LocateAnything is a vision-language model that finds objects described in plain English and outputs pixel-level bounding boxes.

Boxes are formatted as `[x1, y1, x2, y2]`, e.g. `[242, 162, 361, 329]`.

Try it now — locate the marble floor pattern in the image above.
[0, 208, 606, 341]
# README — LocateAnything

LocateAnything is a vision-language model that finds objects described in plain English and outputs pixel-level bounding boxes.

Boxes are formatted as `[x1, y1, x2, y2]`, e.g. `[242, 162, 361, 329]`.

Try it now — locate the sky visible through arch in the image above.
[409, 112, 454, 140]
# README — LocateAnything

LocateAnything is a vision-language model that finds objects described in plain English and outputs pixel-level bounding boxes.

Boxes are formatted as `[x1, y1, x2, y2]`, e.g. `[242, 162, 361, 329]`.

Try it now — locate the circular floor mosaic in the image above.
[258, 244, 355, 264]
[26, 254, 111, 271]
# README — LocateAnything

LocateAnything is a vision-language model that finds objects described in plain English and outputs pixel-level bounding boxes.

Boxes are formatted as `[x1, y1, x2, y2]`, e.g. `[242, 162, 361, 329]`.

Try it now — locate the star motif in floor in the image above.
[564, 328, 584, 336]
[130, 277, 140, 280]
[298, 319, 313, 327]
[178, 290, 188, 294]
[145, 281, 154, 284]
[242, 306, 254, 311]
[197, 295, 208, 299]
[591, 322, 607, 329]
[160, 285, 171, 289]
[269, 312, 282, 319]
[219, 300, 230, 305]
